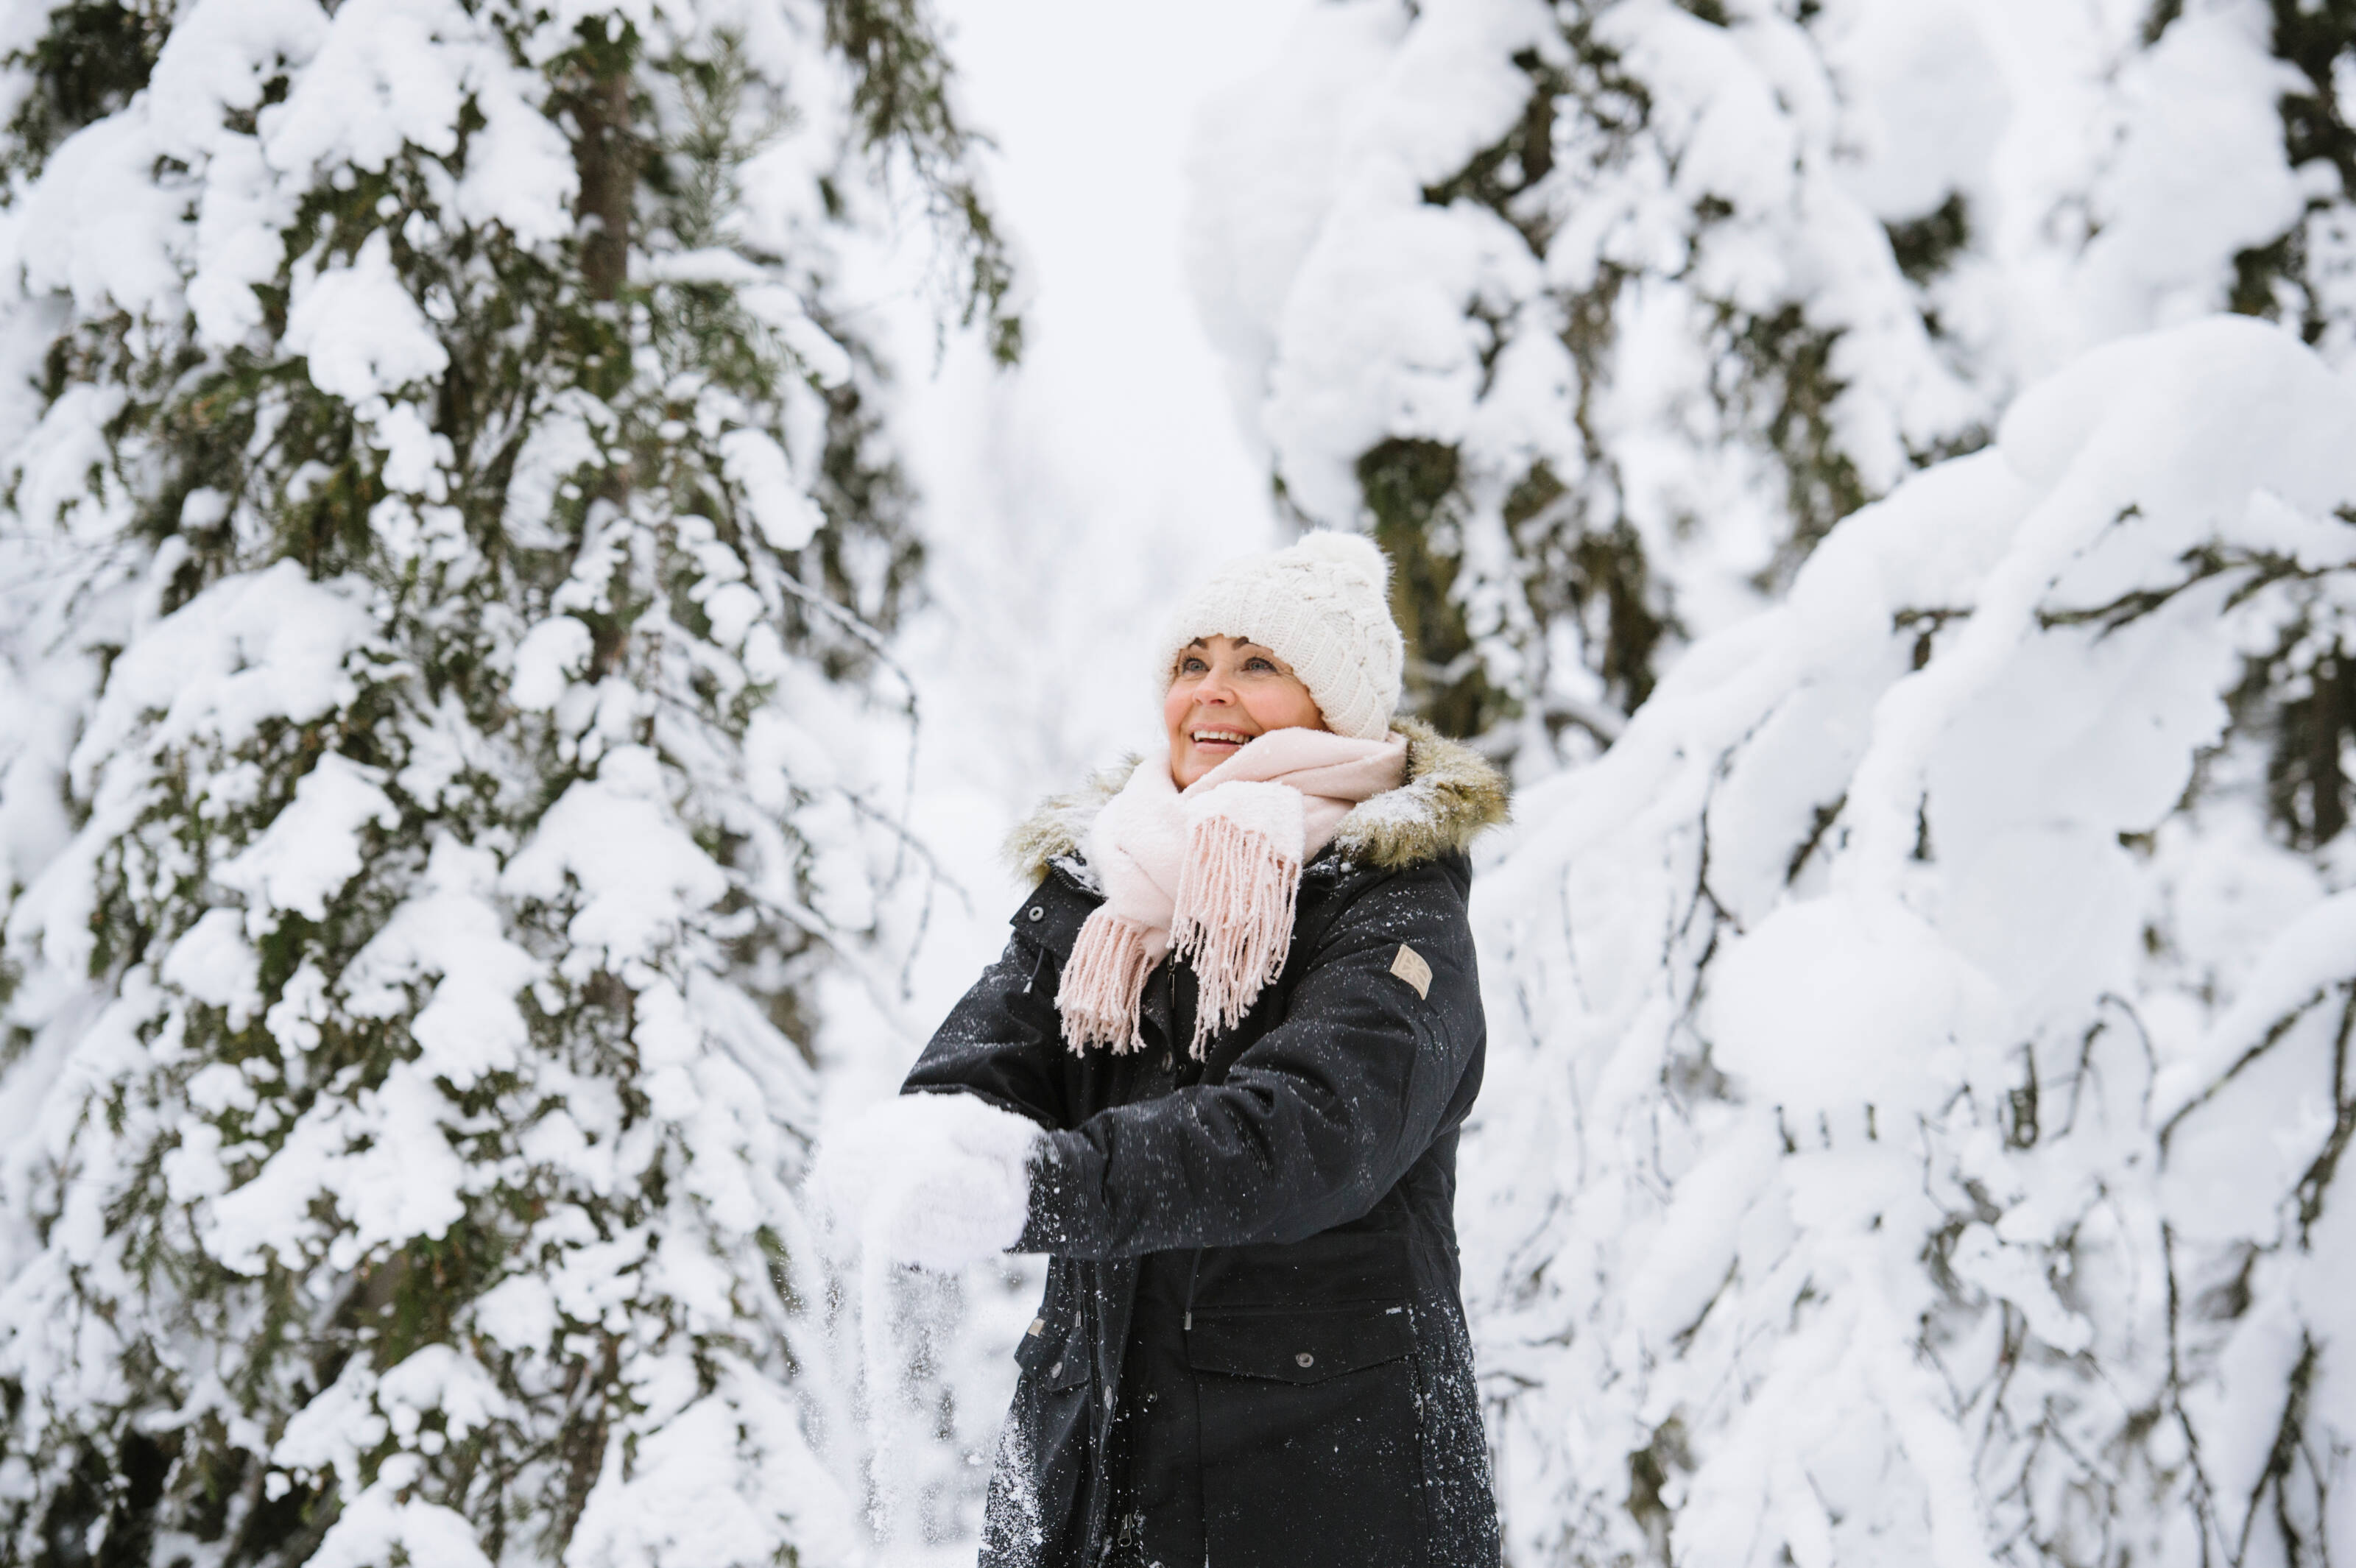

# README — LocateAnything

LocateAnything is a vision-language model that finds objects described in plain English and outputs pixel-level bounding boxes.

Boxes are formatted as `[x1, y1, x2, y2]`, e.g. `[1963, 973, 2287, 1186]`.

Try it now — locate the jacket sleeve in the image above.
[1016, 867, 1479, 1258]
[897, 880, 1075, 1131]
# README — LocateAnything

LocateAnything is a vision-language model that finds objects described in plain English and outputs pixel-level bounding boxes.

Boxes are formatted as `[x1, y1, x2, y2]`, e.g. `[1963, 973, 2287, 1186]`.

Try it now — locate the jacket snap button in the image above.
[1048, 1360, 1063, 1379]
[1104, 1387, 1115, 1410]
[1295, 1352, 1314, 1369]
[1027, 906, 1045, 922]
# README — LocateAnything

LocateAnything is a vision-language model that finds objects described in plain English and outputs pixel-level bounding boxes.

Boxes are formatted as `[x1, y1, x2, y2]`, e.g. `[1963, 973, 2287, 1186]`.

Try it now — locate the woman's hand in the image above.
[808, 1091, 1044, 1269]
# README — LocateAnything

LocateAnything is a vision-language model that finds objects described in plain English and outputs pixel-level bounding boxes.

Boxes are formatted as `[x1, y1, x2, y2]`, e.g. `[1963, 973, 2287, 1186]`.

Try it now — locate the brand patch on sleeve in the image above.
[1390, 943, 1433, 1000]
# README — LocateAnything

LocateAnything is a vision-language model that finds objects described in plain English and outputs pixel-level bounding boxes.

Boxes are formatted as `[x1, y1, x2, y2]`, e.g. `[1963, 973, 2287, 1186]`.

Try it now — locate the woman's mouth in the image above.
[1191, 728, 1252, 751]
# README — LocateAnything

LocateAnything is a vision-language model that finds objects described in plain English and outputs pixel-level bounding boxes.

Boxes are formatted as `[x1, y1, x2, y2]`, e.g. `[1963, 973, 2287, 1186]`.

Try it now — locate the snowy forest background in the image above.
[1, 0, 2354, 1564]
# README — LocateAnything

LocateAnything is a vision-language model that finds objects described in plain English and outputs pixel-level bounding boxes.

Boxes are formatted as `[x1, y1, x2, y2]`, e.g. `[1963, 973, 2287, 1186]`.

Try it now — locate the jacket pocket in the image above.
[987, 1313, 1094, 1568]
[1185, 1302, 1413, 1384]
[1015, 1314, 1093, 1394]
[1187, 1304, 1428, 1568]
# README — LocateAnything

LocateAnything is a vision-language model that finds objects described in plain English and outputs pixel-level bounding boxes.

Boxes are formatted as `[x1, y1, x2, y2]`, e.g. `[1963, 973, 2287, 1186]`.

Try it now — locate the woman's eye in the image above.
[1245, 657, 1274, 672]
[1179, 657, 1207, 674]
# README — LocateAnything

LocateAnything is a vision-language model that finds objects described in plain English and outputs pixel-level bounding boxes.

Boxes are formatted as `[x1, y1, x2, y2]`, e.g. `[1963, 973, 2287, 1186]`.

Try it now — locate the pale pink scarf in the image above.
[1057, 728, 1407, 1057]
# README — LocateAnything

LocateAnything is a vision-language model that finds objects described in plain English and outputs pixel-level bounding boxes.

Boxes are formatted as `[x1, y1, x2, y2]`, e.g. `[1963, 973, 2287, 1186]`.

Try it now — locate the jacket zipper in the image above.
[1178, 958, 1202, 1332]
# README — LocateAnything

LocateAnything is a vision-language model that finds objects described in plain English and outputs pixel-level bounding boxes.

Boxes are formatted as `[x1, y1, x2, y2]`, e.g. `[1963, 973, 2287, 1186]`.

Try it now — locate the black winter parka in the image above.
[900, 724, 1507, 1568]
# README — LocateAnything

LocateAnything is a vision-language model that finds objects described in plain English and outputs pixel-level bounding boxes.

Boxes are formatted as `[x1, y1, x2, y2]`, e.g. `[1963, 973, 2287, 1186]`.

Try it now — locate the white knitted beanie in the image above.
[1157, 531, 1406, 741]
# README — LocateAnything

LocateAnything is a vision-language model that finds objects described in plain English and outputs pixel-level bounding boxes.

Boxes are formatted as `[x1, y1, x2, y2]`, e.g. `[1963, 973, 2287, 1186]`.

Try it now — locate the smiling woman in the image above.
[815, 531, 1511, 1568]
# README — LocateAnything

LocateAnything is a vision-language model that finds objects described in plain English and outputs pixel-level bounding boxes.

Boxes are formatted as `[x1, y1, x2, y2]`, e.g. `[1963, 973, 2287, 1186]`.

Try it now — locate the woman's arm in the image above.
[897, 876, 1079, 1130]
[1016, 865, 1481, 1257]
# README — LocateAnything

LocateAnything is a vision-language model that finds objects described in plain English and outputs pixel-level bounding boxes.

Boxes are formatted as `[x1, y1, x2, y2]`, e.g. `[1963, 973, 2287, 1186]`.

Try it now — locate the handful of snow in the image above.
[808, 1092, 1043, 1269]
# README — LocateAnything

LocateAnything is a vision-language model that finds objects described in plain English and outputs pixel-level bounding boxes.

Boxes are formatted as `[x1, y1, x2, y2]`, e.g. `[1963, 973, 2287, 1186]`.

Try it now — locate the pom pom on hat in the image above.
[1288, 529, 1390, 590]
[1158, 530, 1406, 741]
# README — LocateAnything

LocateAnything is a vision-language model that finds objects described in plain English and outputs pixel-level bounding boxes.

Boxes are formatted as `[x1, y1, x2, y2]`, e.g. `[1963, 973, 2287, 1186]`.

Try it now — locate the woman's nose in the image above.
[1193, 668, 1235, 702]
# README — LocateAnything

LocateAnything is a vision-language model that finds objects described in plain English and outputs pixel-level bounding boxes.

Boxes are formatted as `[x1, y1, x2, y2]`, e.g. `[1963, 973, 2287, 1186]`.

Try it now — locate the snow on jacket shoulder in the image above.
[903, 719, 1508, 1568]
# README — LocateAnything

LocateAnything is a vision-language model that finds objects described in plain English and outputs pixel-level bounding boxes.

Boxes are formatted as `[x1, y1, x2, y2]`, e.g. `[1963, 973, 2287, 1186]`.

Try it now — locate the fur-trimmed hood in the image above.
[1006, 716, 1509, 885]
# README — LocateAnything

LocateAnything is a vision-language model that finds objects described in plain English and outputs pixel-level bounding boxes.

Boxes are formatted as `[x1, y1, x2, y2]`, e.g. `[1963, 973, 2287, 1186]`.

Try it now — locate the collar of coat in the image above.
[1005, 716, 1510, 885]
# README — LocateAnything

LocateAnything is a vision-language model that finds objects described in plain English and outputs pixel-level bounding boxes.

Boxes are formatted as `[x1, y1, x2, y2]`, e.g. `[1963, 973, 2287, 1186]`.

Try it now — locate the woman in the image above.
[817, 532, 1508, 1568]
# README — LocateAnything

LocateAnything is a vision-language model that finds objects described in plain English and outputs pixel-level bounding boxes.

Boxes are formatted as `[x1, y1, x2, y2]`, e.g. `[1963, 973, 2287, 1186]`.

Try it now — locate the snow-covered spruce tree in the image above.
[1466, 317, 2356, 1567]
[1191, 0, 2356, 763]
[0, 0, 1011, 1562]
[1191, 0, 1992, 751]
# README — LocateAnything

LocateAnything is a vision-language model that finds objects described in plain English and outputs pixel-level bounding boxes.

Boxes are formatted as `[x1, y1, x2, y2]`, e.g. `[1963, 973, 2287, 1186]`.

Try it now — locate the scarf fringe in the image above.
[1170, 811, 1301, 1059]
[1057, 908, 1159, 1055]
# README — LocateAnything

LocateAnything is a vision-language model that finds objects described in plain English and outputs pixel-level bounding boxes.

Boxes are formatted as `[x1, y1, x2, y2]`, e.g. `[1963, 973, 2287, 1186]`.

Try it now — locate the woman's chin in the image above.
[1182, 741, 1244, 779]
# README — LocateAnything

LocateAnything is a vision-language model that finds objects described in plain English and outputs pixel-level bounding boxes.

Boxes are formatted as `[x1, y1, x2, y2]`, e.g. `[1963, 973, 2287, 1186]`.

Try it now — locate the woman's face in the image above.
[1164, 635, 1327, 788]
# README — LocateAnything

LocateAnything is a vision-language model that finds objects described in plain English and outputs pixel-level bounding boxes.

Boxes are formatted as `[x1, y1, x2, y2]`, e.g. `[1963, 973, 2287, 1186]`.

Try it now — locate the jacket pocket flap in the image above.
[1186, 1304, 1413, 1385]
[1015, 1318, 1091, 1391]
